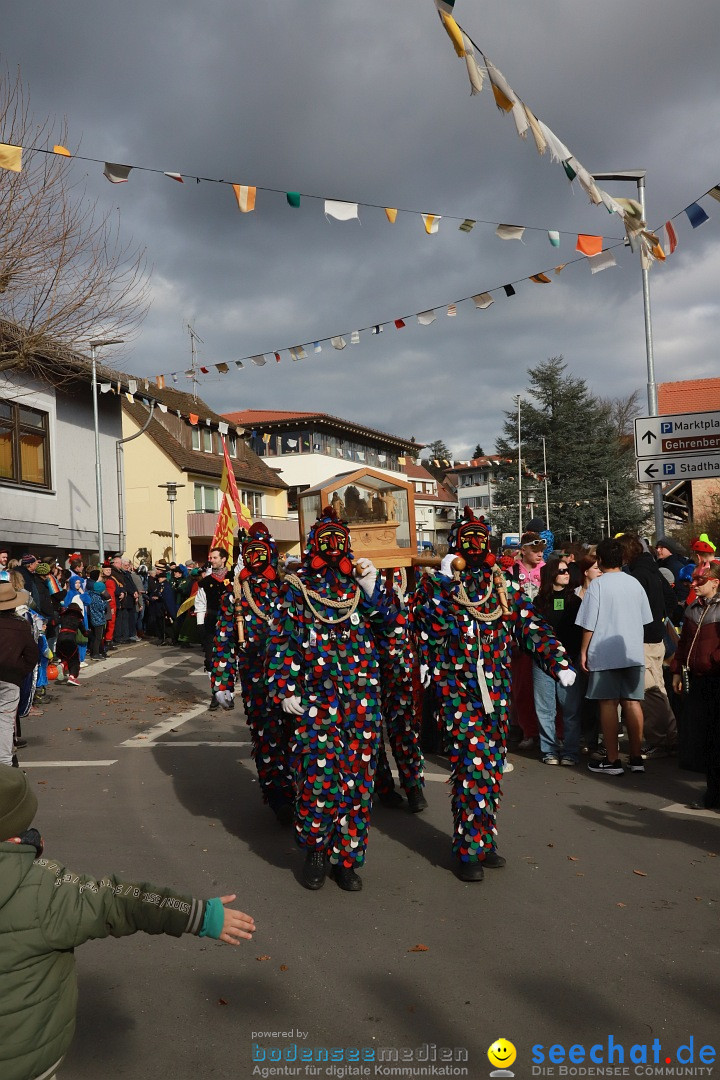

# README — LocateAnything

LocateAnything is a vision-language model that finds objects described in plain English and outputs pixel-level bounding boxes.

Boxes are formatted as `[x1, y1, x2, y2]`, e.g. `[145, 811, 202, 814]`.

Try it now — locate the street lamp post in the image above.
[541, 436, 550, 530]
[158, 482, 185, 563]
[592, 170, 664, 539]
[89, 338, 124, 561]
[516, 395, 522, 536]
[605, 478, 611, 539]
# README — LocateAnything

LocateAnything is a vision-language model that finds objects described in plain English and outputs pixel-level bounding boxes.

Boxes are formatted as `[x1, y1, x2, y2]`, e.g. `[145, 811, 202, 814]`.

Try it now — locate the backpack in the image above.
[88, 594, 108, 627]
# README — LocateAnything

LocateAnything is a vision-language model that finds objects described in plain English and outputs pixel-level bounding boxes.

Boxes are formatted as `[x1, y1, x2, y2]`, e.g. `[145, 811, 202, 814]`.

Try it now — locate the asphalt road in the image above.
[17, 641, 720, 1080]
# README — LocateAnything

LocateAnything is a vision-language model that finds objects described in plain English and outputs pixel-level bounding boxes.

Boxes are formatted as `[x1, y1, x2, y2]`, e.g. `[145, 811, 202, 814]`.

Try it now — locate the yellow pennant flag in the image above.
[439, 11, 465, 57]
[232, 184, 257, 212]
[0, 143, 22, 172]
[385, 208, 398, 224]
[210, 491, 238, 557]
[53, 144, 71, 157]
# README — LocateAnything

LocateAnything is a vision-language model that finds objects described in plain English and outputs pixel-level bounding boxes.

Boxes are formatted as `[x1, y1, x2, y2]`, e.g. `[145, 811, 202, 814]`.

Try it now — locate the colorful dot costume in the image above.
[411, 509, 572, 866]
[265, 508, 391, 868]
[210, 523, 294, 814]
[373, 573, 425, 800]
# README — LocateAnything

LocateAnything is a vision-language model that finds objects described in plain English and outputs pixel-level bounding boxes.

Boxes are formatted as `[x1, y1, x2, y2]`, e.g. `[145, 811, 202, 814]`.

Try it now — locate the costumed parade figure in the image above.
[210, 523, 294, 824]
[411, 508, 575, 881]
[266, 507, 388, 892]
[373, 568, 428, 813]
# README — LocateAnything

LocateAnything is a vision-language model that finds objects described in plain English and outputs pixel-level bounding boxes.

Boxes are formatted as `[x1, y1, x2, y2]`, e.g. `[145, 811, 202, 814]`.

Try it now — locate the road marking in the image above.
[661, 802, 720, 820]
[124, 654, 200, 679]
[22, 760, 118, 768]
[143, 740, 253, 749]
[120, 702, 210, 745]
[75, 656, 134, 680]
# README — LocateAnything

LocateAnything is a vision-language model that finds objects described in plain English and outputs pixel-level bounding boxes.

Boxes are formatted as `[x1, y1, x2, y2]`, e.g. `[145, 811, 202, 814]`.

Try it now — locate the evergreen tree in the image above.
[421, 439, 452, 466]
[492, 358, 648, 543]
[473, 444, 485, 458]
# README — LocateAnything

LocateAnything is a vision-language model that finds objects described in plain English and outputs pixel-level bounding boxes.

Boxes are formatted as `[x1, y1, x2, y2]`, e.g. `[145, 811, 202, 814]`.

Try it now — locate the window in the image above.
[194, 483, 220, 512]
[227, 434, 237, 457]
[0, 399, 50, 489]
[241, 489, 263, 518]
[202, 428, 212, 453]
[287, 484, 309, 513]
[191, 428, 201, 451]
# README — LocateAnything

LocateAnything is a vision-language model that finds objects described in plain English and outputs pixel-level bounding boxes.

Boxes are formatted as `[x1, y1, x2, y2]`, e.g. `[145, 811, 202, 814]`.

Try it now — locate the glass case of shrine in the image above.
[297, 468, 417, 568]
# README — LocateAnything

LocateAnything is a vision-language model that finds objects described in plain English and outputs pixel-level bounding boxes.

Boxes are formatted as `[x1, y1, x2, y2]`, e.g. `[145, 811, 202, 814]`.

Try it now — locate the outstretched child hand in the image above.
[218, 895, 256, 945]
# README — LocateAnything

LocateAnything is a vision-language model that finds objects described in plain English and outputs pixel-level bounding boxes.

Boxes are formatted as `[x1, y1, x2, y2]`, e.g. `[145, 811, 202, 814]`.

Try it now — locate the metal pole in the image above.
[606, 478, 611, 538]
[91, 344, 105, 562]
[170, 498, 176, 563]
[517, 396, 522, 536]
[636, 175, 665, 540]
[542, 436, 550, 530]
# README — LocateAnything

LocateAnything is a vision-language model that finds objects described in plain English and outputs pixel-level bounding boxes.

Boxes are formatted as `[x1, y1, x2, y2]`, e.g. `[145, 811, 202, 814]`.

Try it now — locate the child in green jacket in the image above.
[0, 765, 256, 1080]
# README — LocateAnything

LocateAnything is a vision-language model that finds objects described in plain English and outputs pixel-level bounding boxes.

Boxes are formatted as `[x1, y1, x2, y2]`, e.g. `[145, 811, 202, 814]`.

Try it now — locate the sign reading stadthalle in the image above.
[634, 410, 720, 459]
[636, 453, 720, 484]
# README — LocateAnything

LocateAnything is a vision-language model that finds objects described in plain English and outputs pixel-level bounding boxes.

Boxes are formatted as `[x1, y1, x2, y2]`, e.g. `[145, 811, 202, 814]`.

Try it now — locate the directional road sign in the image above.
[634, 410, 720, 459]
[636, 453, 720, 484]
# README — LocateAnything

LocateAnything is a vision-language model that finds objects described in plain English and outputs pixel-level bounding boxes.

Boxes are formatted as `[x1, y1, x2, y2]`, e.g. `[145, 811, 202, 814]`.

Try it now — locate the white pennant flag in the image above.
[218, 422, 229, 435]
[250, 355, 266, 366]
[472, 293, 494, 309]
[100, 382, 111, 394]
[351, 331, 360, 344]
[103, 162, 132, 184]
[587, 251, 617, 274]
[331, 336, 347, 350]
[325, 200, 359, 222]
[417, 310, 437, 325]
[496, 224, 525, 241]
[461, 33, 484, 95]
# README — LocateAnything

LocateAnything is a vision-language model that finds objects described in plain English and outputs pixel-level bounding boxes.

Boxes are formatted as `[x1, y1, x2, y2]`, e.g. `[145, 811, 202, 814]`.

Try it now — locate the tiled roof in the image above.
[404, 461, 436, 480]
[122, 401, 287, 489]
[225, 409, 423, 452]
[659, 379, 720, 415]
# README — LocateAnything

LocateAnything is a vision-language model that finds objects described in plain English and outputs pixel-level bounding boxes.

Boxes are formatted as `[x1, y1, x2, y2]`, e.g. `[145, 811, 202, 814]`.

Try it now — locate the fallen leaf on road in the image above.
[408, 944, 429, 952]
[567, 856, 579, 861]
[547, 843, 554, 848]
[37, 780, 47, 785]
[135, 735, 147, 740]
[279, 965, 288, 972]
[695, 897, 703, 901]
[616, 902, 626, 908]
[256, 955, 271, 962]
[63, 727, 71, 732]
[75, 727, 83, 731]
[633, 870, 647, 877]
[218, 998, 228, 1006]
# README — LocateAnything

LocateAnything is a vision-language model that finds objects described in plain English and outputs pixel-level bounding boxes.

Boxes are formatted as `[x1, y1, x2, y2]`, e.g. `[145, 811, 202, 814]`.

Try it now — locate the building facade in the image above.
[443, 457, 506, 529]
[122, 390, 291, 564]
[224, 409, 422, 541]
[404, 462, 457, 551]
[1, 360, 123, 557]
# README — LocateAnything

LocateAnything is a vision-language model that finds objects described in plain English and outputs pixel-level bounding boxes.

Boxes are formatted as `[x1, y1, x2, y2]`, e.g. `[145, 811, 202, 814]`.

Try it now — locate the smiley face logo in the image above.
[488, 1039, 517, 1071]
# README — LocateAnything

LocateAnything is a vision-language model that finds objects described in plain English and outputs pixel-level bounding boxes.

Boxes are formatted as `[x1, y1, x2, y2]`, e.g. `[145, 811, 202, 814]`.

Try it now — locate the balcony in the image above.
[186, 511, 300, 544]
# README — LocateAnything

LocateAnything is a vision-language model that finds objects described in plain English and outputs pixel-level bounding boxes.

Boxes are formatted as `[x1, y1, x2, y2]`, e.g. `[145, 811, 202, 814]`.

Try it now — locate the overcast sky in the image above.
[4, 1, 720, 456]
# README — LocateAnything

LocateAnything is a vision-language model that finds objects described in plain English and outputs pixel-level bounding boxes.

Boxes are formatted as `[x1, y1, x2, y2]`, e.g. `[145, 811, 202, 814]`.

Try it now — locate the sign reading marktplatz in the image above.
[634, 410, 720, 484]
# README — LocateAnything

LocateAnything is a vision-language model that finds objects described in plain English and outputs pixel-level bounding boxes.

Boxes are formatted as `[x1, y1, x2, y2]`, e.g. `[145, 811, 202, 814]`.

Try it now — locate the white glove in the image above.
[558, 669, 576, 688]
[281, 695, 305, 716]
[354, 558, 378, 597]
[440, 554, 456, 580]
[215, 690, 234, 710]
[419, 664, 431, 689]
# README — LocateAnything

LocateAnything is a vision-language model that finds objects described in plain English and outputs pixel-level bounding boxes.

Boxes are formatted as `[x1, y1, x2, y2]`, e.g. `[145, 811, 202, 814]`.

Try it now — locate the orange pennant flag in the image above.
[189, 413, 199, 426]
[529, 273, 552, 284]
[53, 144, 71, 157]
[156, 375, 165, 390]
[385, 208, 398, 224]
[576, 234, 603, 257]
[232, 184, 256, 212]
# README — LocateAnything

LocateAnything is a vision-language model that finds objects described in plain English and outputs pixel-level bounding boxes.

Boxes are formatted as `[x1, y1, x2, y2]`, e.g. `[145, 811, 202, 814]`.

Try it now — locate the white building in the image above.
[444, 457, 508, 530]
[404, 461, 457, 551]
[224, 410, 421, 536]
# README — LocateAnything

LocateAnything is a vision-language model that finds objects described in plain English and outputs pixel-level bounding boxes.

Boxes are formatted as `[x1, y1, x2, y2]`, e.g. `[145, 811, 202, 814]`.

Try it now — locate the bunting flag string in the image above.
[0, 139, 625, 246]
[432, 7, 677, 267]
[146, 177, 718, 386]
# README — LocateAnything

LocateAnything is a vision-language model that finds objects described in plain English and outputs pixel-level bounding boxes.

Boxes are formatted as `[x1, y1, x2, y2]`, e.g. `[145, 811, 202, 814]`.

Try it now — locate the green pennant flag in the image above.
[286, 192, 301, 208]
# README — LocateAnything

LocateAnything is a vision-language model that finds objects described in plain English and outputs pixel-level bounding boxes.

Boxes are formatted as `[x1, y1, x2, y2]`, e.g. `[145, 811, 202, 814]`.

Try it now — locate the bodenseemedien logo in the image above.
[488, 1038, 517, 1077]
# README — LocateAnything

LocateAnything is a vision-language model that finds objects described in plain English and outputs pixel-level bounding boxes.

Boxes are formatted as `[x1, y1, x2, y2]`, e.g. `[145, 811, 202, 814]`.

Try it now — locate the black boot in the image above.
[454, 859, 484, 882]
[378, 788, 404, 809]
[406, 788, 428, 813]
[301, 850, 327, 890]
[482, 851, 506, 869]
[208, 693, 219, 712]
[330, 864, 363, 892]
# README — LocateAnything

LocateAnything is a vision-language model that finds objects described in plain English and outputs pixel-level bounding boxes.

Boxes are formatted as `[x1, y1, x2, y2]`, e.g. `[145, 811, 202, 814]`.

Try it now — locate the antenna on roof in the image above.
[186, 322, 204, 402]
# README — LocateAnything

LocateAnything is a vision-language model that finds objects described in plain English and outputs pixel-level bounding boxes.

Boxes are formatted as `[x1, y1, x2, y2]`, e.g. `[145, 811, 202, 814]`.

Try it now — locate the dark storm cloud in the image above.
[3, 0, 720, 455]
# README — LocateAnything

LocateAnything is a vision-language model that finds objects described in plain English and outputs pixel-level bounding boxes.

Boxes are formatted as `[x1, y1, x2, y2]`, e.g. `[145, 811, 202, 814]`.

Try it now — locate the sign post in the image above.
[634, 410, 720, 485]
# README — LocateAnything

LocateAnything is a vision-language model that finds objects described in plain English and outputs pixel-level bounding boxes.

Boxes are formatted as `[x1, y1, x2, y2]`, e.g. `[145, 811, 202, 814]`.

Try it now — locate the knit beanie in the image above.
[93, 581, 106, 593]
[0, 765, 38, 839]
[35, 562, 52, 576]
